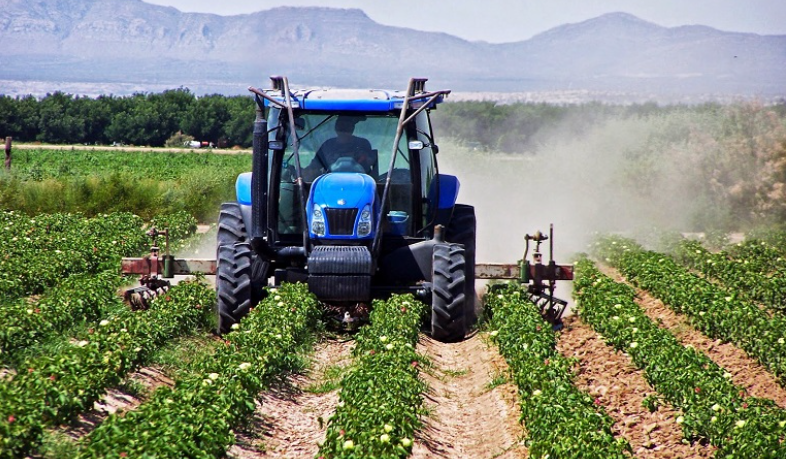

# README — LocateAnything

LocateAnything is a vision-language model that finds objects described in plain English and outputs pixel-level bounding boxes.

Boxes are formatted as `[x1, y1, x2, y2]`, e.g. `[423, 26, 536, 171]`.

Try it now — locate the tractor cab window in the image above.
[276, 113, 413, 235]
[416, 111, 438, 228]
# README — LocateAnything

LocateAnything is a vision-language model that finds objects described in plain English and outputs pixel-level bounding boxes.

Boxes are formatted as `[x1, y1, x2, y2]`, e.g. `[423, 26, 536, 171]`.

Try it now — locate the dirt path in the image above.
[228, 337, 354, 459]
[49, 367, 174, 442]
[557, 316, 715, 459]
[411, 334, 527, 459]
[599, 264, 786, 407]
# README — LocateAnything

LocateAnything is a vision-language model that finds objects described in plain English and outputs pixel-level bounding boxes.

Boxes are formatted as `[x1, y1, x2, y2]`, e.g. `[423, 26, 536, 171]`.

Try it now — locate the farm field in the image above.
[3, 210, 786, 458]
[2, 104, 786, 458]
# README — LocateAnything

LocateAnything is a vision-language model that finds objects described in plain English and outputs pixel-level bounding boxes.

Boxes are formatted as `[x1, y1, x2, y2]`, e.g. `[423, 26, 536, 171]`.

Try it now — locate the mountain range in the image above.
[1, 0, 784, 99]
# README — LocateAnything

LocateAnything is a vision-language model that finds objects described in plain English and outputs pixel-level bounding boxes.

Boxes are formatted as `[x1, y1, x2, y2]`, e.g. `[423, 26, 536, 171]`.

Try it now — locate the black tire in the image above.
[216, 203, 269, 334]
[217, 202, 247, 248]
[431, 243, 467, 342]
[217, 242, 254, 334]
[445, 204, 477, 328]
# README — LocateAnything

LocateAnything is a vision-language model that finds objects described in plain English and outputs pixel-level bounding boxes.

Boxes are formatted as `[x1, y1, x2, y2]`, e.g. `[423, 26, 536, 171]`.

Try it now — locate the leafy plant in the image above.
[592, 235, 786, 388]
[77, 283, 321, 459]
[318, 295, 427, 459]
[574, 256, 786, 457]
[0, 278, 214, 458]
[485, 284, 631, 459]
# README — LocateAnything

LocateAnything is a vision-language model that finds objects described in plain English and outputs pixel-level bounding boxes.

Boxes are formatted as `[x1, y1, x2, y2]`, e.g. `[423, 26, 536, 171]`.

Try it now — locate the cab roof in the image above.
[262, 88, 448, 112]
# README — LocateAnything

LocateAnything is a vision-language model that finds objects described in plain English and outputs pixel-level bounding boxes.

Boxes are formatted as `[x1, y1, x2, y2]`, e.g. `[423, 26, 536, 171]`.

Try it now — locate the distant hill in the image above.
[0, 1, 784, 98]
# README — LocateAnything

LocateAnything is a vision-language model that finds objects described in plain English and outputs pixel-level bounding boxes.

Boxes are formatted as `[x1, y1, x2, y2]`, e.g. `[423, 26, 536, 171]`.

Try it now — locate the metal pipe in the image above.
[372, 79, 418, 256]
[247, 87, 287, 109]
[279, 77, 311, 254]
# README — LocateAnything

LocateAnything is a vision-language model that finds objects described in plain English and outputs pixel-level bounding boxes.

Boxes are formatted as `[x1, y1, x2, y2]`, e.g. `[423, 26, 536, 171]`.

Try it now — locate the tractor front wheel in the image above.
[431, 242, 467, 342]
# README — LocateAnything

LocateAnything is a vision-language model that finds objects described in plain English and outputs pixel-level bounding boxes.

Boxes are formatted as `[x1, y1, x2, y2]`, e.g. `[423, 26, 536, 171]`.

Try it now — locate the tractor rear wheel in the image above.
[216, 202, 269, 334]
[446, 204, 477, 328]
[431, 242, 467, 342]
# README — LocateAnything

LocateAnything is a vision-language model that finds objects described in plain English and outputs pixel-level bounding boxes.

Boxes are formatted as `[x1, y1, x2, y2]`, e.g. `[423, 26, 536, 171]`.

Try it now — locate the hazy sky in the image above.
[144, 0, 786, 43]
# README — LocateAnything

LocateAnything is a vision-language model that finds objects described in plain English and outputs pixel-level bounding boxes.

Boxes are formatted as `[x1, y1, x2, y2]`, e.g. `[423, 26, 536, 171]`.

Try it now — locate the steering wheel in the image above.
[329, 156, 366, 173]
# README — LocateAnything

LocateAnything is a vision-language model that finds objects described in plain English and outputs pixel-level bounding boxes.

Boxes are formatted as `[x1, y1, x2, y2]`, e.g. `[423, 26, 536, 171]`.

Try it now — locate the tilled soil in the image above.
[228, 337, 354, 459]
[600, 265, 786, 407]
[557, 316, 715, 459]
[53, 366, 174, 440]
[411, 334, 527, 459]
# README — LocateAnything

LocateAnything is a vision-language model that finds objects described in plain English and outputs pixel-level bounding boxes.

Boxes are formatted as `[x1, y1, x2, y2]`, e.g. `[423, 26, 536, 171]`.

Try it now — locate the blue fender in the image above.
[435, 174, 460, 209]
[236, 172, 252, 205]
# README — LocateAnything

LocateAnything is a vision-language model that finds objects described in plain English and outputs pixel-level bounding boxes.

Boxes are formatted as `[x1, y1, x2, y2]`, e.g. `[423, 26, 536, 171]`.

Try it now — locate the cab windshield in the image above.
[275, 112, 415, 236]
[282, 113, 410, 183]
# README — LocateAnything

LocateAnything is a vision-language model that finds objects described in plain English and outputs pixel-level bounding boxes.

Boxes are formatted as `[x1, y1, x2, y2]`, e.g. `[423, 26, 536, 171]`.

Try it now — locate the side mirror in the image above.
[432, 144, 439, 154]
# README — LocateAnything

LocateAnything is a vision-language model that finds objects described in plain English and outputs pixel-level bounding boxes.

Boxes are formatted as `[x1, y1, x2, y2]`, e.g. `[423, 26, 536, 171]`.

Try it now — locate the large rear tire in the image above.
[431, 243, 467, 342]
[216, 203, 269, 334]
[445, 204, 477, 328]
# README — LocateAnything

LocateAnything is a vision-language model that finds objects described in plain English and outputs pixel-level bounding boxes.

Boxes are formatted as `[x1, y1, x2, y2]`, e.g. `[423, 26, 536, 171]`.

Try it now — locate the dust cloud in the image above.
[437, 114, 700, 265]
[196, 113, 702, 267]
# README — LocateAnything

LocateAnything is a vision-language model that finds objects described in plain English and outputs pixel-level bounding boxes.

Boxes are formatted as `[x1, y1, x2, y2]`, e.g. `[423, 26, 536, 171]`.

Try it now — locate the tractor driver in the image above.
[303, 116, 374, 179]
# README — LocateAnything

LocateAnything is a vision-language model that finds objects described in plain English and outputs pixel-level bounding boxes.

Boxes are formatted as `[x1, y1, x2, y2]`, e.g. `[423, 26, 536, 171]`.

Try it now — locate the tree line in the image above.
[0, 89, 255, 148]
[1, 89, 784, 152]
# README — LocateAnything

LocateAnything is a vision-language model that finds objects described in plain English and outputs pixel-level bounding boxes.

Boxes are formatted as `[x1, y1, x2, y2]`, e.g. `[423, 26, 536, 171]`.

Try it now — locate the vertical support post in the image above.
[4, 136, 11, 170]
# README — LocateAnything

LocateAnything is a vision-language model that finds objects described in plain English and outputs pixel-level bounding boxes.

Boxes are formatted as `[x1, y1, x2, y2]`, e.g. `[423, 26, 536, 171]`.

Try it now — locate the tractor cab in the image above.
[270, 111, 428, 242]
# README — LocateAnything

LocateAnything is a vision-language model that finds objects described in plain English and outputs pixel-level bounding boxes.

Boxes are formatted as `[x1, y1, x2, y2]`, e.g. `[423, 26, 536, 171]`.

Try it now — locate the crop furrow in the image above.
[318, 295, 427, 458]
[594, 236, 786, 387]
[0, 278, 213, 458]
[486, 284, 633, 459]
[76, 282, 321, 458]
[574, 258, 786, 457]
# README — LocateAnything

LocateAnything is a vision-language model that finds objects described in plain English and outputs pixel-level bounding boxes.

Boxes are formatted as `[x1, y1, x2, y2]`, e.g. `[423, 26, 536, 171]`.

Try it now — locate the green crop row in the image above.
[0, 210, 205, 302]
[318, 295, 427, 459]
[0, 211, 147, 299]
[0, 278, 214, 458]
[673, 239, 786, 310]
[726, 239, 786, 274]
[593, 236, 786, 387]
[574, 258, 786, 458]
[485, 284, 632, 459]
[8, 149, 251, 182]
[747, 228, 786, 256]
[77, 282, 321, 459]
[0, 271, 122, 365]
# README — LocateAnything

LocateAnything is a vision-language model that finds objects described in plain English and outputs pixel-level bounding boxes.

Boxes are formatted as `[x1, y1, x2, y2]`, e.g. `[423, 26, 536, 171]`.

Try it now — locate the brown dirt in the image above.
[227, 337, 354, 459]
[411, 334, 527, 459]
[557, 316, 715, 459]
[599, 264, 786, 407]
[55, 366, 174, 440]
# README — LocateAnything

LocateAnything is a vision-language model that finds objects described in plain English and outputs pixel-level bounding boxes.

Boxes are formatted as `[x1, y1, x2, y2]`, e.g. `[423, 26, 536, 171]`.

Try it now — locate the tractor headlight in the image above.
[311, 205, 326, 237]
[357, 205, 373, 237]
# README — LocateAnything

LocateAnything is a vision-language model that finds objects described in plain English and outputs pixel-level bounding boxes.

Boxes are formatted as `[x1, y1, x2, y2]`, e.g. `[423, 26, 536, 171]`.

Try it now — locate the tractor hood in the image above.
[307, 172, 377, 240]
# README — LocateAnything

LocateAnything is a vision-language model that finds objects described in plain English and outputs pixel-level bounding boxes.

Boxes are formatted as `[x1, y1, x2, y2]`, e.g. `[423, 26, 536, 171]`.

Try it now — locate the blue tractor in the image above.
[216, 76, 477, 342]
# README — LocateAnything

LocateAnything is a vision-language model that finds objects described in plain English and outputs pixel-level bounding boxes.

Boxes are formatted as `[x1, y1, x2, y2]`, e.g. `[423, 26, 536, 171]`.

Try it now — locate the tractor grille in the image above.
[325, 208, 358, 236]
